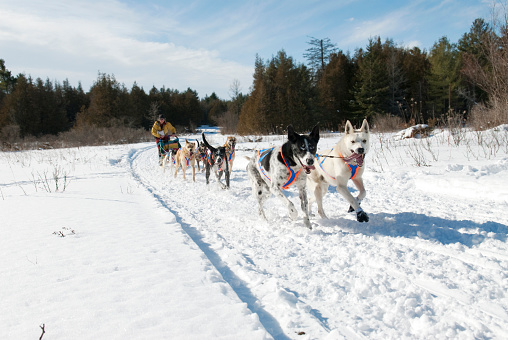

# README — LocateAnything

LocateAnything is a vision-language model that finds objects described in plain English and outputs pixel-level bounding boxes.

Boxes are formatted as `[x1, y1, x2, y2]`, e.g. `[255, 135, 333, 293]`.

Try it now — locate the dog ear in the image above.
[345, 120, 354, 134]
[360, 119, 369, 133]
[287, 125, 298, 143]
[202, 133, 217, 153]
[310, 124, 320, 142]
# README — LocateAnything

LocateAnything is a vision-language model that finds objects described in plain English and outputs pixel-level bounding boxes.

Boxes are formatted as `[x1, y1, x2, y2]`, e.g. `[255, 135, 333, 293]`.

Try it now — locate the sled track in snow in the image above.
[124, 143, 508, 339]
[126, 145, 370, 339]
[127, 146, 299, 339]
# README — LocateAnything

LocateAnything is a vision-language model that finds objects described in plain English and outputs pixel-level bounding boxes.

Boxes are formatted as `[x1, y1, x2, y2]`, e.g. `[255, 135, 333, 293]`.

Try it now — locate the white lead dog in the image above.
[307, 119, 370, 222]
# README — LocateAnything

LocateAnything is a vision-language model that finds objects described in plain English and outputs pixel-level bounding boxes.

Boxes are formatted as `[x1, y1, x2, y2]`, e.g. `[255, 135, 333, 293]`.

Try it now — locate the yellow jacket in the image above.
[151, 121, 176, 138]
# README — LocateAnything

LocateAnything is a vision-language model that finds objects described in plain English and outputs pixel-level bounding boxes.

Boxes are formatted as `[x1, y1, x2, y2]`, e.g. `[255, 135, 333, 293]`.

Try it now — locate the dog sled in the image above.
[159, 137, 181, 155]
[158, 137, 181, 166]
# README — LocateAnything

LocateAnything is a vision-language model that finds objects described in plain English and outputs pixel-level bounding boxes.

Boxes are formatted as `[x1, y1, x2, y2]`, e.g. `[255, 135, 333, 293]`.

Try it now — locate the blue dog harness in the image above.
[257, 147, 302, 190]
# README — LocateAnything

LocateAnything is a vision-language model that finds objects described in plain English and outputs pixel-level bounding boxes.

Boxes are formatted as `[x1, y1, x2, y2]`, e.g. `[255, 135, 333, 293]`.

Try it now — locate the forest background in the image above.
[0, 8, 507, 149]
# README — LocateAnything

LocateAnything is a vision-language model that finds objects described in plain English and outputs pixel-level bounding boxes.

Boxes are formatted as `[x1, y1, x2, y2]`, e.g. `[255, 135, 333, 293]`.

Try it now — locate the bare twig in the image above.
[39, 324, 45, 340]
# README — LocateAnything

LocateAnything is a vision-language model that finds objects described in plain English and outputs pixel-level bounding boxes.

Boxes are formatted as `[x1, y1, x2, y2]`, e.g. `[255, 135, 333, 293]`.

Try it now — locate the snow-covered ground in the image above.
[1, 126, 507, 339]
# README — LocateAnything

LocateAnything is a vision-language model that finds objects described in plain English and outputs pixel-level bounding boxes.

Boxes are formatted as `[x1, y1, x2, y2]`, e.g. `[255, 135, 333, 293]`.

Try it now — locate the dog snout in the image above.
[357, 148, 365, 154]
[306, 158, 314, 166]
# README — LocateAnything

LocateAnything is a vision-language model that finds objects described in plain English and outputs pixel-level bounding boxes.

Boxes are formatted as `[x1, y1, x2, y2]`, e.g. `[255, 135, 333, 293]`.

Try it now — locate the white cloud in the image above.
[0, 0, 253, 98]
[0, 0, 492, 97]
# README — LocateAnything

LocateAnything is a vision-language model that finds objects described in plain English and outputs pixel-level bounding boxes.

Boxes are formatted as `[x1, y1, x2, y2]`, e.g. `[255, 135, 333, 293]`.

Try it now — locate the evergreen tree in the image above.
[238, 51, 314, 134]
[179, 88, 202, 127]
[2, 75, 37, 137]
[401, 47, 431, 122]
[353, 37, 389, 119]
[383, 40, 408, 118]
[62, 79, 88, 128]
[76, 73, 127, 127]
[201, 92, 225, 125]
[315, 51, 355, 130]
[428, 37, 461, 117]
[458, 18, 491, 110]
[0, 60, 17, 129]
[32, 78, 68, 135]
[0, 59, 16, 95]
[129, 82, 149, 128]
[238, 55, 269, 134]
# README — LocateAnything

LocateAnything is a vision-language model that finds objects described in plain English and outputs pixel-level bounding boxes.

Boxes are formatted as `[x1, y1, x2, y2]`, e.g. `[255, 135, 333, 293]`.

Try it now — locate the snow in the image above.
[394, 124, 430, 140]
[1, 126, 507, 339]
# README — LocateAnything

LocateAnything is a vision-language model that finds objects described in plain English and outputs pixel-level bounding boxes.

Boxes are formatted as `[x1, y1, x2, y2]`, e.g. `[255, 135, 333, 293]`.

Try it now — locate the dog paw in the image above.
[357, 211, 369, 222]
[303, 218, 312, 229]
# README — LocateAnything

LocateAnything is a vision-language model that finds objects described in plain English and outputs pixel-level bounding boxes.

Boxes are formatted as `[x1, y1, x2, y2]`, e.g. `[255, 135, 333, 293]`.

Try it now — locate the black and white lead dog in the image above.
[246, 125, 319, 229]
[202, 132, 230, 189]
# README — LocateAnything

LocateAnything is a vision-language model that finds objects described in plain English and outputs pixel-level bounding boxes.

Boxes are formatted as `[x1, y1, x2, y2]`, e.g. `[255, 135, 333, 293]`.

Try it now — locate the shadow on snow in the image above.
[319, 212, 507, 247]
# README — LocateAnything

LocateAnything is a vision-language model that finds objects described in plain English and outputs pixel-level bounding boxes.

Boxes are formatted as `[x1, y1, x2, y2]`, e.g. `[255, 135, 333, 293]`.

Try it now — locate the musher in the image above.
[151, 114, 177, 165]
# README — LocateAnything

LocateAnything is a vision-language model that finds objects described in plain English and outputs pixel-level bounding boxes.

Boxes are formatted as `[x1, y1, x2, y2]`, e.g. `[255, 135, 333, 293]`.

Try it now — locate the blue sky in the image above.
[0, 0, 491, 99]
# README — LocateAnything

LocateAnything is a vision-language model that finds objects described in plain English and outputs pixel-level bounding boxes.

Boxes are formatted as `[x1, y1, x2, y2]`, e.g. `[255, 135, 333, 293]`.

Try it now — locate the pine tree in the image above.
[238, 55, 269, 134]
[316, 51, 355, 130]
[458, 18, 491, 110]
[428, 37, 460, 117]
[62, 79, 88, 128]
[0, 59, 16, 95]
[76, 73, 126, 128]
[180, 88, 202, 127]
[129, 82, 149, 128]
[353, 37, 389, 119]
[3, 75, 37, 137]
[401, 47, 431, 122]
[32, 78, 67, 135]
[383, 40, 408, 118]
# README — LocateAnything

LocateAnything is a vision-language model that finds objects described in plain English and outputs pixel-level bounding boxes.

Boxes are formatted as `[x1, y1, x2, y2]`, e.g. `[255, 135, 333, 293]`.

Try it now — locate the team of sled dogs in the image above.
[162, 134, 236, 189]
[162, 119, 370, 229]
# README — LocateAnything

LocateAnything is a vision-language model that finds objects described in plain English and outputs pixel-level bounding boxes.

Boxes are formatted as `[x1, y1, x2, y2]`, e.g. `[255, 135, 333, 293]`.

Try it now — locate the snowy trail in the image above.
[128, 132, 508, 339]
[3, 128, 506, 339]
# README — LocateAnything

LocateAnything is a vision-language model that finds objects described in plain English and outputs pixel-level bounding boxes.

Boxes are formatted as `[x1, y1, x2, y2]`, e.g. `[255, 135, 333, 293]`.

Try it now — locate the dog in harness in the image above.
[162, 148, 179, 173]
[174, 139, 197, 181]
[246, 125, 319, 229]
[223, 136, 237, 174]
[195, 141, 207, 172]
[202, 133, 230, 189]
[307, 119, 370, 222]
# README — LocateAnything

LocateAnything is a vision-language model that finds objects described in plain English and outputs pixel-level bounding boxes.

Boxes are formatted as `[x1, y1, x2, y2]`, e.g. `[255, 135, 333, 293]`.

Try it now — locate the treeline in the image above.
[0, 68, 242, 140]
[1, 15, 507, 142]
[238, 17, 507, 134]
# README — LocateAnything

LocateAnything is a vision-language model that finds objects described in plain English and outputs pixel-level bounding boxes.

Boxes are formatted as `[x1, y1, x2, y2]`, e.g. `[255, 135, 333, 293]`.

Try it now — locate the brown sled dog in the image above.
[174, 139, 197, 181]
